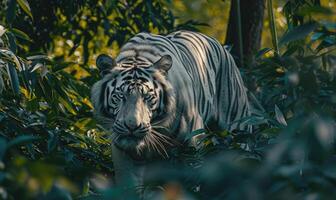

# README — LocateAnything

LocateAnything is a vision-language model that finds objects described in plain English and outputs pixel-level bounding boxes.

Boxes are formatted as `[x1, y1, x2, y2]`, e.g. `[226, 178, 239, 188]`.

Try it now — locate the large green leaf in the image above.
[10, 28, 32, 42]
[7, 135, 41, 149]
[279, 23, 318, 46]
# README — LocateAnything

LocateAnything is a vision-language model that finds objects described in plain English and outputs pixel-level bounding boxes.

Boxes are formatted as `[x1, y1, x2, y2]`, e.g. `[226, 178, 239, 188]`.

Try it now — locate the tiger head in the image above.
[91, 54, 176, 159]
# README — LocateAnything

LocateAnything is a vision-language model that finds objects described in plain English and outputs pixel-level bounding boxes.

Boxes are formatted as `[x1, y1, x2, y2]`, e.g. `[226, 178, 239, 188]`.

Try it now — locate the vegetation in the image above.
[0, 0, 335, 199]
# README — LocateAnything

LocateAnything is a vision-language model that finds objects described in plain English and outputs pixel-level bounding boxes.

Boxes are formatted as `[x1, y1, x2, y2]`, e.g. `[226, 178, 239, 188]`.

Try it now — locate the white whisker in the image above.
[148, 134, 166, 158]
[152, 131, 174, 146]
[152, 129, 181, 147]
[145, 135, 156, 154]
[151, 134, 169, 158]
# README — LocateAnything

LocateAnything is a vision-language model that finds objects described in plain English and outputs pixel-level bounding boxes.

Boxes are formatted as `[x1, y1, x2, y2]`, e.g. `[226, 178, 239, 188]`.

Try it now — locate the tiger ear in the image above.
[96, 54, 116, 76]
[153, 55, 172, 74]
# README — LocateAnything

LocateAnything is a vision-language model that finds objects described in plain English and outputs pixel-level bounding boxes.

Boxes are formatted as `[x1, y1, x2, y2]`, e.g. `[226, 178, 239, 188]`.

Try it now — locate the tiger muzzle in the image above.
[119, 90, 151, 138]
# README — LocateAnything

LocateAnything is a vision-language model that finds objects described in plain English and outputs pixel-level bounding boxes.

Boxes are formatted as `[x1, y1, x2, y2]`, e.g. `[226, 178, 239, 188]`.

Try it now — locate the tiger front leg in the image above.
[111, 145, 146, 198]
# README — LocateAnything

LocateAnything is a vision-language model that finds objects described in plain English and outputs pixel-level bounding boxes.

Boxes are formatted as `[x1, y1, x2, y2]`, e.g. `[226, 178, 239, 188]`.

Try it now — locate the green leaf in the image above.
[255, 48, 273, 59]
[52, 61, 76, 72]
[184, 129, 206, 142]
[27, 55, 49, 60]
[267, 0, 279, 54]
[26, 97, 39, 111]
[6, 0, 17, 25]
[320, 21, 336, 30]
[0, 75, 3, 95]
[0, 48, 24, 87]
[58, 97, 77, 115]
[298, 6, 335, 16]
[6, 32, 17, 53]
[16, 0, 33, 19]
[7, 135, 41, 149]
[6, 63, 20, 95]
[279, 23, 318, 46]
[82, 178, 90, 195]
[274, 105, 287, 127]
[47, 131, 58, 153]
[30, 63, 44, 72]
[10, 28, 32, 42]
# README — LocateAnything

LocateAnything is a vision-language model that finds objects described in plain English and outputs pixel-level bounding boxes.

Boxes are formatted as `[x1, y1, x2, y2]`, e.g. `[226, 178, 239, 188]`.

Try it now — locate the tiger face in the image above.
[92, 54, 176, 159]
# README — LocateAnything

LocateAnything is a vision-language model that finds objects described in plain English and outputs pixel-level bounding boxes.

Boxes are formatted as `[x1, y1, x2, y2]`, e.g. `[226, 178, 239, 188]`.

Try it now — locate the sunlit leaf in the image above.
[58, 97, 77, 115]
[30, 63, 44, 72]
[27, 55, 49, 60]
[16, 0, 33, 19]
[255, 48, 273, 59]
[0, 25, 6, 37]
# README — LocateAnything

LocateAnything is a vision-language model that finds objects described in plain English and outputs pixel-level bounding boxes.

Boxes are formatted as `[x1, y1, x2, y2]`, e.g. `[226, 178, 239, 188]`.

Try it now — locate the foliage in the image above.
[0, 23, 113, 199]
[0, 0, 335, 200]
[0, 0, 200, 64]
[0, 0, 200, 199]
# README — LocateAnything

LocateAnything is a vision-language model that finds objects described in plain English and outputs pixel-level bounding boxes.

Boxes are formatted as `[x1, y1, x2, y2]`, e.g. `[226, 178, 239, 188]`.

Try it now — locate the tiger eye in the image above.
[144, 93, 149, 99]
[117, 93, 124, 98]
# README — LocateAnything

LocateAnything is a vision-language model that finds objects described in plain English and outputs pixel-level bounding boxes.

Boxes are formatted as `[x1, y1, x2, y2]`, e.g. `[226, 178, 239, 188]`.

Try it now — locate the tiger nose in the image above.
[126, 117, 141, 131]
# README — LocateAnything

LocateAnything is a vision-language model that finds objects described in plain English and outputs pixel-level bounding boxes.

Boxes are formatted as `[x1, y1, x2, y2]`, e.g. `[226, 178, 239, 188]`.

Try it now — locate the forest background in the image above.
[0, 0, 335, 199]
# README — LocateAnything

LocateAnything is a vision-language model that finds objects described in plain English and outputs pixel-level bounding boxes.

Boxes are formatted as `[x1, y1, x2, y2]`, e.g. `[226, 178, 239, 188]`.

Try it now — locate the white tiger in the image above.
[91, 30, 251, 195]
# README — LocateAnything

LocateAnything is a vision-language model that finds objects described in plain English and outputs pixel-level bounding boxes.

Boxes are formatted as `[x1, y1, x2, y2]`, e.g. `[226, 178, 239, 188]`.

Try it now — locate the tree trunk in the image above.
[226, 0, 265, 67]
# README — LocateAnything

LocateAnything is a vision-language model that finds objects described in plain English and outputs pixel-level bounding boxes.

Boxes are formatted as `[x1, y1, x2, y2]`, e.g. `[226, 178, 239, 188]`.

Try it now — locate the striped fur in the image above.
[91, 31, 251, 158]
